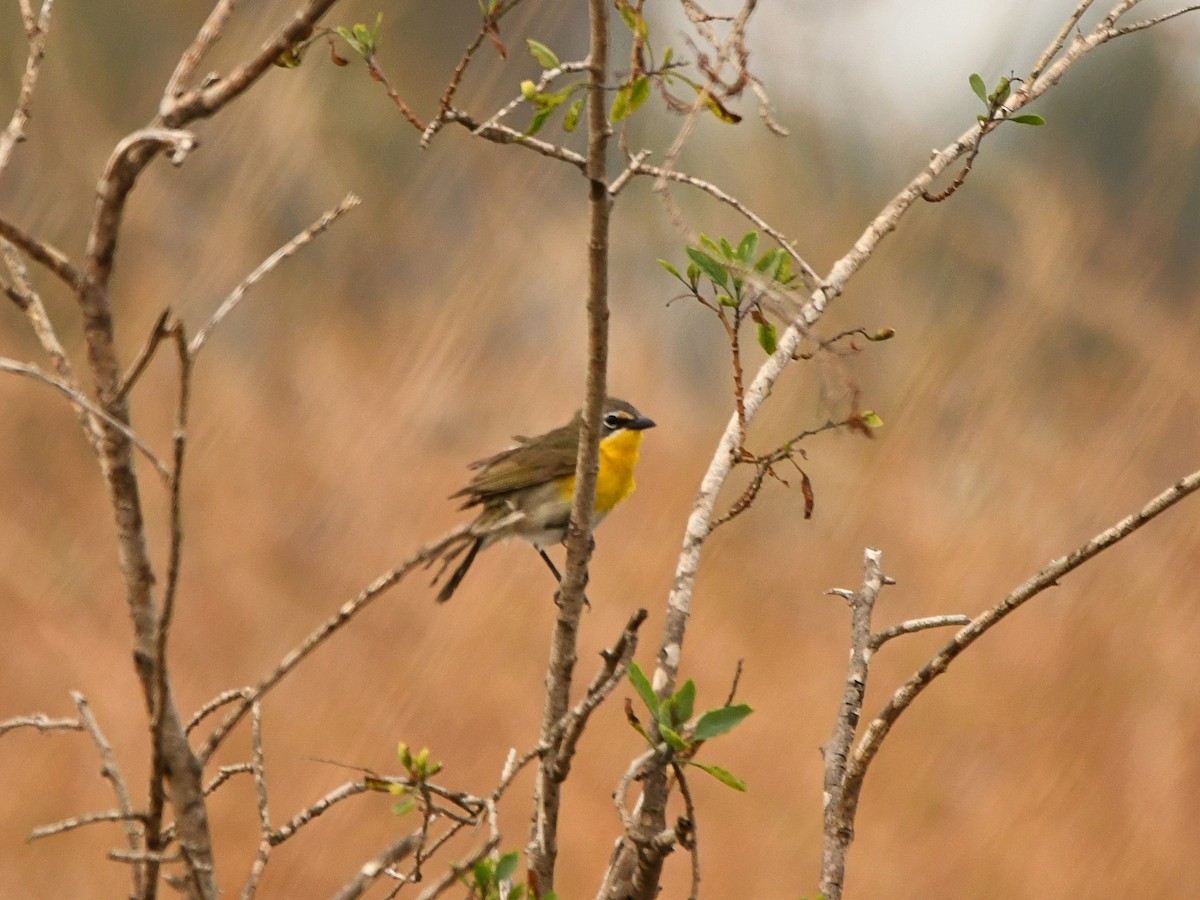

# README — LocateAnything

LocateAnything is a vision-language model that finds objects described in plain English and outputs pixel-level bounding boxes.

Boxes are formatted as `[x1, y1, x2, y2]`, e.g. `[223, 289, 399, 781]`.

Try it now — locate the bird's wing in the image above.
[452, 421, 578, 504]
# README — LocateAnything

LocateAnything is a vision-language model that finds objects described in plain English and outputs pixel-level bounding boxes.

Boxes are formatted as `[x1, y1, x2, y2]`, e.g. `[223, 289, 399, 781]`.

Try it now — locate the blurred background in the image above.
[3, 1, 1200, 897]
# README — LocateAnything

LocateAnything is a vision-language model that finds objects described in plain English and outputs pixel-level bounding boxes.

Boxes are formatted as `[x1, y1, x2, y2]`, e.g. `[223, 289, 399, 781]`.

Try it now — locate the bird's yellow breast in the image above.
[556, 428, 645, 515]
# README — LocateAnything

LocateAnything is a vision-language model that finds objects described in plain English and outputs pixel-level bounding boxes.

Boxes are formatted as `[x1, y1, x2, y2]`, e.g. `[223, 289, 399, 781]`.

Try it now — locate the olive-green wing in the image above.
[452, 421, 578, 505]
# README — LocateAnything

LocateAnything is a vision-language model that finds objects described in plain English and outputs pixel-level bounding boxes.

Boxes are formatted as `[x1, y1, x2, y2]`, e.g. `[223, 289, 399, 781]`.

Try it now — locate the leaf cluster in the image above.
[626, 662, 753, 792]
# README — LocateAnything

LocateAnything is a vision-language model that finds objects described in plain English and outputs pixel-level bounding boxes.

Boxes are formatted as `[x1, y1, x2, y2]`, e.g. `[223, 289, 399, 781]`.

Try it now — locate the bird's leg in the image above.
[537, 547, 590, 609]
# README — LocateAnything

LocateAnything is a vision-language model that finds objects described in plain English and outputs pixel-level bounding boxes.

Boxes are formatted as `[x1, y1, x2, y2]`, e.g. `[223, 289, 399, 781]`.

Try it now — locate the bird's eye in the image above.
[603, 412, 624, 430]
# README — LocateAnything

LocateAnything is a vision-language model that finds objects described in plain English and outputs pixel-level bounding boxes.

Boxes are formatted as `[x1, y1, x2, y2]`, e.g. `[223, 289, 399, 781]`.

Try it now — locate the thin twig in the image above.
[413, 836, 501, 900]
[671, 761, 701, 900]
[0, 712, 81, 738]
[27, 809, 146, 842]
[868, 615, 971, 651]
[115, 309, 172, 401]
[198, 524, 474, 763]
[844, 466, 1200, 796]
[187, 688, 252, 735]
[442, 108, 588, 169]
[624, 160, 819, 288]
[0, 215, 84, 290]
[190, 193, 361, 355]
[2, 240, 102, 452]
[419, 0, 531, 146]
[0, 0, 54, 175]
[1115, 4, 1200, 33]
[331, 833, 420, 900]
[551, 608, 649, 779]
[162, 0, 241, 104]
[0, 357, 171, 483]
[270, 782, 371, 846]
[71, 692, 145, 895]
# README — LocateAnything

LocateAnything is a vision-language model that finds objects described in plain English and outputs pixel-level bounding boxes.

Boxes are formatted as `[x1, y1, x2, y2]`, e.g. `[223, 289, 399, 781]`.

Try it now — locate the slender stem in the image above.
[528, 0, 611, 892]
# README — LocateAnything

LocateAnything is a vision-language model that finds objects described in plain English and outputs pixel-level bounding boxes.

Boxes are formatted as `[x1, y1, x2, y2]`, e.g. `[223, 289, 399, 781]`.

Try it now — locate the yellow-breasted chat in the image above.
[435, 397, 655, 603]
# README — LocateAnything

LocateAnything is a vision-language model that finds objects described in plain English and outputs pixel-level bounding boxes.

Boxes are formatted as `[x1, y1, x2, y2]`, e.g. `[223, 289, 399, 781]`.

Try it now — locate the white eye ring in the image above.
[603, 413, 624, 430]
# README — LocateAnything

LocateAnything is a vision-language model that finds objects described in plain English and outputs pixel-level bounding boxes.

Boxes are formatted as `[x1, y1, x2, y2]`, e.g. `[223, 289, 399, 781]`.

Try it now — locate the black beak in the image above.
[628, 415, 656, 431]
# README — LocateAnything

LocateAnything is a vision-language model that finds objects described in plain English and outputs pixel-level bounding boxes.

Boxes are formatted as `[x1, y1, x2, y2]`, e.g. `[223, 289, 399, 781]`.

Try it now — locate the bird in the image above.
[434, 397, 656, 603]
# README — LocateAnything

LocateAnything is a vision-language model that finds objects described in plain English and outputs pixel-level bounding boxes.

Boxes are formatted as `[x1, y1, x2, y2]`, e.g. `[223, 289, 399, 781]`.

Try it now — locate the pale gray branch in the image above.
[0, 0, 54, 174]
[0, 357, 170, 482]
[190, 193, 361, 355]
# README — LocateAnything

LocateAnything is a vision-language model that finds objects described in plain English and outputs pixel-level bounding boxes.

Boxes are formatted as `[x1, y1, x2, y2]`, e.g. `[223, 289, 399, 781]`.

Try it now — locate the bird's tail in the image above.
[434, 535, 483, 603]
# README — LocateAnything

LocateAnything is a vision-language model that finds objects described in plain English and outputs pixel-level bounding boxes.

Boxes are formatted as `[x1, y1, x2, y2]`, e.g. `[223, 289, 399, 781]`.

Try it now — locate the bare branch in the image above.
[332, 833, 420, 900]
[2, 241, 103, 452]
[844, 466, 1200, 796]
[0, 216, 83, 290]
[187, 688, 252, 735]
[552, 608, 649, 780]
[190, 193, 361, 355]
[442, 108, 588, 169]
[71, 692, 145, 895]
[868, 615, 971, 651]
[162, 0, 241, 103]
[529, 2, 613, 890]
[0, 0, 54, 175]
[413, 836, 501, 900]
[0, 712, 81, 737]
[419, 0, 532, 145]
[270, 782, 370, 846]
[28, 809, 147, 843]
[115, 309, 172, 401]
[1114, 4, 1200, 34]
[820, 548, 889, 900]
[0, 357, 171, 482]
[198, 524, 474, 762]
[621, 159, 819, 287]
[161, 0, 343, 127]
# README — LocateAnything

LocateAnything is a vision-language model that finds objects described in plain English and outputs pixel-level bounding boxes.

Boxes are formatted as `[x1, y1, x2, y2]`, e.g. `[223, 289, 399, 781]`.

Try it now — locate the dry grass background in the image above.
[2, 2, 1200, 898]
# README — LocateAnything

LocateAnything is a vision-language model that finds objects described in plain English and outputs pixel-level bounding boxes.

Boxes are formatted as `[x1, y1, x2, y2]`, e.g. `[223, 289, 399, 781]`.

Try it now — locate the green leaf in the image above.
[1010, 113, 1045, 126]
[563, 98, 584, 132]
[530, 84, 575, 110]
[675, 679, 696, 724]
[988, 76, 1011, 106]
[868, 327, 895, 341]
[657, 694, 675, 728]
[969, 73, 987, 104]
[618, 3, 639, 32]
[859, 410, 884, 428]
[754, 247, 781, 273]
[610, 83, 632, 122]
[627, 662, 660, 717]
[657, 259, 682, 280]
[736, 232, 759, 263]
[391, 798, 415, 816]
[660, 724, 689, 753]
[756, 321, 777, 355]
[473, 859, 493, 890]
[689, 761, 748, 791]
[719, 236, 736, 260]
[662, 46, 673, 67]
[496, 851, 519, 882]
[716, 294, 738, 308]
[685, 246, 728, 288]
[526, 38, 560, 68]
[525, 107, 555, 136]
[617, 2, 647, 38]
[628, 75, 651, 116]
[694, 703, 753, 741]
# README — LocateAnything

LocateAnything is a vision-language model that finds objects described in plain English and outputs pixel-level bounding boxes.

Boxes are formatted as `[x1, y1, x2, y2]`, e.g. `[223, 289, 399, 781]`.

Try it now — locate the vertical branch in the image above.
[0, 0, 54, 176]
[528, 0, 611, 892]
[819, 549, 888, 900]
